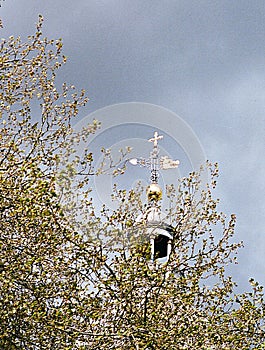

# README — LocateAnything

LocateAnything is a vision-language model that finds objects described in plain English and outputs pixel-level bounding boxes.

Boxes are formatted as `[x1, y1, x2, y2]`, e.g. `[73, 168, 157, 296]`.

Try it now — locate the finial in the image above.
[128, 131, 180, 202]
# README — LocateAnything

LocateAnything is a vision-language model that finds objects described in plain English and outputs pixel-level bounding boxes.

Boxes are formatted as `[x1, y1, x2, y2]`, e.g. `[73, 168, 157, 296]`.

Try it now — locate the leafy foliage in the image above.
[0, 17, 264, 350]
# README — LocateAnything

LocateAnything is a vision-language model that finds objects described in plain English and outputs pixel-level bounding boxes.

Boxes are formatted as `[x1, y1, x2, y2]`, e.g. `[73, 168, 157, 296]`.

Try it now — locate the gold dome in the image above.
[146, 183, 162, 202]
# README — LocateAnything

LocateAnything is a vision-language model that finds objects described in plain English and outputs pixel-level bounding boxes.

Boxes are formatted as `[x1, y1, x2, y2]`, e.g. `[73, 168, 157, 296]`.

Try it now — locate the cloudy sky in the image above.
[1, 0, 264, 291]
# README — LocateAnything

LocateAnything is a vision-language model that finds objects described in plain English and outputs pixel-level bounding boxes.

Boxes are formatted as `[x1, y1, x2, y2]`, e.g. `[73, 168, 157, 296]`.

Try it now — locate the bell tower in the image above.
[129, 131, 179, 263]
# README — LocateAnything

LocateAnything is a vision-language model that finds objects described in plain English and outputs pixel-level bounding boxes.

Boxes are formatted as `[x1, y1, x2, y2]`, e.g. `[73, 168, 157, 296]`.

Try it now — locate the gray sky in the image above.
[1, 0, 265, 291]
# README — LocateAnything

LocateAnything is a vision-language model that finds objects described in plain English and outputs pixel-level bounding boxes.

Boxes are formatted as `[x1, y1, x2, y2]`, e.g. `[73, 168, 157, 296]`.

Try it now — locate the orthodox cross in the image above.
[128, 131, 180, 184]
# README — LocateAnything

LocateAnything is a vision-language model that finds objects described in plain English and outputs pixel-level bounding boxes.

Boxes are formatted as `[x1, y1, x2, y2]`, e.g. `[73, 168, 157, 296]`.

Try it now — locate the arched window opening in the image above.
[154, 234, 170, 259]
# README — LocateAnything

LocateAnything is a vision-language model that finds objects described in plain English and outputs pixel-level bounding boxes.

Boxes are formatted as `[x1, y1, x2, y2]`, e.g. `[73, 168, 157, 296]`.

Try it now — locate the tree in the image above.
[0, 16, 264, 350]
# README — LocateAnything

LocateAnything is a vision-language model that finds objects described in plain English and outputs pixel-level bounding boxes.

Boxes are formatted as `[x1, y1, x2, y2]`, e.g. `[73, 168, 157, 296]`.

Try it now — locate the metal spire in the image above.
[148, 131, 163, 183]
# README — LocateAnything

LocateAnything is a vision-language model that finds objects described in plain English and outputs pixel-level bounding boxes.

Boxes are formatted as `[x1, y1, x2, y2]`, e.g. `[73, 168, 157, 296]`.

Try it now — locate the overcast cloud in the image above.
[1, 0, 265, 291]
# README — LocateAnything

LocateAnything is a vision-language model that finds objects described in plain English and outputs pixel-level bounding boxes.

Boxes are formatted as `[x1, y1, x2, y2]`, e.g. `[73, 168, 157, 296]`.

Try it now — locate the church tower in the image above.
[129, 132, 179, 263]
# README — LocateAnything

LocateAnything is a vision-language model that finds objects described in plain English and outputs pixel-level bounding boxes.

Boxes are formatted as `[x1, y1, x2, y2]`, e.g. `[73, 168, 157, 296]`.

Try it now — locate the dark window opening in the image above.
[154, 235, 169, 259]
